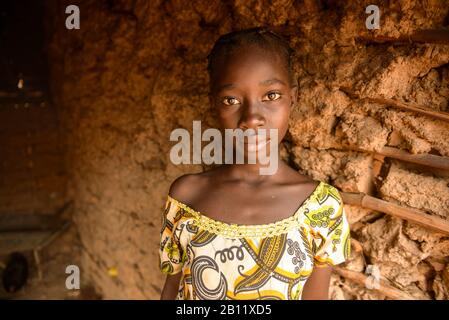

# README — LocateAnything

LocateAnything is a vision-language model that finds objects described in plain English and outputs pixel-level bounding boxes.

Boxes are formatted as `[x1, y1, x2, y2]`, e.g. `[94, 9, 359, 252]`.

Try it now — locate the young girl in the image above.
[159, 27, 351, 300]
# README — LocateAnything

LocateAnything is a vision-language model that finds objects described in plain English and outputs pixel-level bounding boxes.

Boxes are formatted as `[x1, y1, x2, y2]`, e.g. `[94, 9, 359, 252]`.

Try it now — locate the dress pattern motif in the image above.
[159, 181, 351, 300]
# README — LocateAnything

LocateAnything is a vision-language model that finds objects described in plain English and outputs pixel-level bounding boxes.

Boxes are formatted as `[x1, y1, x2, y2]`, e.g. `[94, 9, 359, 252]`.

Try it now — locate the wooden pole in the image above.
[356, 29, 449, 45]
[341, 145, 449, 171]
[339, 89, 449, 123]
[333, 267, 423, 300]
[378, 146, 449, 171]
[341, 192, 449, 235]
[367, 97, 449, 122]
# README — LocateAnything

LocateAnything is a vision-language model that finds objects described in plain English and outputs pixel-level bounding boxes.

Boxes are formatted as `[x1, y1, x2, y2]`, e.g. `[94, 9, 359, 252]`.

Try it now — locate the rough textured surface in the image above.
[43, 0, 449, 299]
[380, 162, 449, 218]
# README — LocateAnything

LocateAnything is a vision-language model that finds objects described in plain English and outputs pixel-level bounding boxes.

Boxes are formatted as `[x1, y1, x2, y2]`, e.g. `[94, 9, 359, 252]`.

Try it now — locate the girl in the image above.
[159, 27, 351, 300]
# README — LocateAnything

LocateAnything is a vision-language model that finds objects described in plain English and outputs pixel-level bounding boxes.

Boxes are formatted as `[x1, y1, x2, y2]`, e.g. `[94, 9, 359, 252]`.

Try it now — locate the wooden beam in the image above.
[333, 267, 423, 300]
[356, 29, 449, 45]
[367, 97, 449, 122]
[340, 87, 449, 121]
[340, 89, 449, 122]
[341, 145, 449, 171]
[341, 192, 449, 235]
[378, 146, 449, 170]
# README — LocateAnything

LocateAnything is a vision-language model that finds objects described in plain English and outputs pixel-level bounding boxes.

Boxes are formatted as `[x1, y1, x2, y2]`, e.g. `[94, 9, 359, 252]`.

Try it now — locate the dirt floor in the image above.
[0, 224, 99, 300]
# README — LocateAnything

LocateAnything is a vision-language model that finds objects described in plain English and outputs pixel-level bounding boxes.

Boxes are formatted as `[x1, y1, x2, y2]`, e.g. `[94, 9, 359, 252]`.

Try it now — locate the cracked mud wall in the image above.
[46, 0, 449, 299]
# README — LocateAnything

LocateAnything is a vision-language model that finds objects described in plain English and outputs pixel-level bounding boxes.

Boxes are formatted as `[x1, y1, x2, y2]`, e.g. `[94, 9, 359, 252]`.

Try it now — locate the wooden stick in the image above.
[367, 97, 449, 122]
[341, 192, 449, 235]
[339, 89, 449, 122]
[356, 29, 449, 45]
[412, 29, 449, 44]
[342, 145, 449, 171]
[378, 146, 449, 171]
[33, 249, 43, 281]
[333, 267, 422, 300]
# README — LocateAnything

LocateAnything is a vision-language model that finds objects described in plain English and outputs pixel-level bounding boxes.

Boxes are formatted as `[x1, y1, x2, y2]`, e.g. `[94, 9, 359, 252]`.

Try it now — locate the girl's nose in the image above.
[238, 100, 266, 130]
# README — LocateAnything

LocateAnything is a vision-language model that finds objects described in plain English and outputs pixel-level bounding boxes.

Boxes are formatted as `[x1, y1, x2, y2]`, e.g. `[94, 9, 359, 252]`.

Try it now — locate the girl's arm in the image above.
[160, 272, 183, 300]
[301, 265, 333, 300]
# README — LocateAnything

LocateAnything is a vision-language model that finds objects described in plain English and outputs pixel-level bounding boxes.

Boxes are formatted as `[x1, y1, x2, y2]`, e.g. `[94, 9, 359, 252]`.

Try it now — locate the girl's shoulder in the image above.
[168, 171, 214, 206]
[168, 173, 197, 201]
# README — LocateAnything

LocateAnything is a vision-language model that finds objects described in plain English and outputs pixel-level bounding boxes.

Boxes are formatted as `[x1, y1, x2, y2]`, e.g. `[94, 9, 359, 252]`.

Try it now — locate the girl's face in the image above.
[209, 45, 297, 157]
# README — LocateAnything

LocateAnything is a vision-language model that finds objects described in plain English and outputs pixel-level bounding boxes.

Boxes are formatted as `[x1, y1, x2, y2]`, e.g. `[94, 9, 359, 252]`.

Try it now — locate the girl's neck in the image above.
[222, 160, 284, 185]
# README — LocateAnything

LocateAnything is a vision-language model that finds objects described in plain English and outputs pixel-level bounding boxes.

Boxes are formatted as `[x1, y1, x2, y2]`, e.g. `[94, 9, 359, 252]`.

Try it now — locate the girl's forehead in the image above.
[211, 47, 289, 89]
[222, 46, 283, 69]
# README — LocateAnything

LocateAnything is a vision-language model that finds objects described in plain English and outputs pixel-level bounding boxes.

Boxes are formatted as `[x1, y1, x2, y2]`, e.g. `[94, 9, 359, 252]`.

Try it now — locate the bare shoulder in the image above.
[281, 161, 320, 189]
[169, 173, 200, 203]
[168, 171, 214, 204]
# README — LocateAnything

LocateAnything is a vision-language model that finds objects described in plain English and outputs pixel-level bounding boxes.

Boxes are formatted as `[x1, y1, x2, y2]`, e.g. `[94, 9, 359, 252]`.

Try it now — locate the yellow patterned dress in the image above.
[158, 181, 351, 300]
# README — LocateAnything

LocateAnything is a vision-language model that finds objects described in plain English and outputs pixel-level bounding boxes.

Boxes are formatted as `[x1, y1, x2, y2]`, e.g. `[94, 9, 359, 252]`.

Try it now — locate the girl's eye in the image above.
[222, 97, 240, 106]
[264, 92, 281, 101]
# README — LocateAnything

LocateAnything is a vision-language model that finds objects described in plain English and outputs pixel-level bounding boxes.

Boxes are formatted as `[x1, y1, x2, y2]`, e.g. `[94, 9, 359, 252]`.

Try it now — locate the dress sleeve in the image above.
[309, 186, 351, 268]
[159, 196, 186, 275]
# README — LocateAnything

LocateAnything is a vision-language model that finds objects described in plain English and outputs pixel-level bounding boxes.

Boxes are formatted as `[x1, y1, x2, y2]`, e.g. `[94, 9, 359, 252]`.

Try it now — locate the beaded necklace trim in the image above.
[167, 181, 323, 239]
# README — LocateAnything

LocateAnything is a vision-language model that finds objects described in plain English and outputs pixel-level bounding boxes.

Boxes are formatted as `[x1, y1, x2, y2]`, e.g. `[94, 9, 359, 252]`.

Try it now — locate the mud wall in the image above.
[46, 0, 449, 299]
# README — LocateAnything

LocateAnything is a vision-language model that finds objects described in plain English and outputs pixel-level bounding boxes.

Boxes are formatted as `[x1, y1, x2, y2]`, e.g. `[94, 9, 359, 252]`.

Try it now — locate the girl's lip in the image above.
[244, 137, 270, 152]
[244, 134, 269, 144]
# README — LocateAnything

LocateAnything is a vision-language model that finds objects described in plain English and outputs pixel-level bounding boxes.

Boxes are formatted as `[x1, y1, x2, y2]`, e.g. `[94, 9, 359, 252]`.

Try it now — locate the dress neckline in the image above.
[166, 181, 324, 238]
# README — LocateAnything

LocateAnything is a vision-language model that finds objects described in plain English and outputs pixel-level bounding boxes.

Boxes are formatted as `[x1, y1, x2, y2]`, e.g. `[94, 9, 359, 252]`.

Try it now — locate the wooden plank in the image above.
[367, 97, 449, 122]
[378, 146, 449, 170]
[356, 29, 449, 45]
[340, 89, 449, 122]
[340, 146, 449, 171]
[341, 192, 449, 235]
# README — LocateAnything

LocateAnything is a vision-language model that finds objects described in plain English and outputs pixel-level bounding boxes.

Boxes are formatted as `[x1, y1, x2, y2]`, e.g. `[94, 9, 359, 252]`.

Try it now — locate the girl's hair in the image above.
[207, 27, 296, 87]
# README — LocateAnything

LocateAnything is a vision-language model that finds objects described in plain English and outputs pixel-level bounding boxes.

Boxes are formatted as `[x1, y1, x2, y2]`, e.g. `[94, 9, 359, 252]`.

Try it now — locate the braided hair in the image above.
[207, 27, 296, 89]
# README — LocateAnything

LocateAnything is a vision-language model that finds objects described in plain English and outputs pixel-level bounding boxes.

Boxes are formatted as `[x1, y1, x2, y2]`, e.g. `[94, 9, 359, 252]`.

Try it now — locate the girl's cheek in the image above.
[217, 108, 228, 120]
[270, 107, 290, 128]
[218, 107, 236, 119]
[217, 111, 235, 128]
